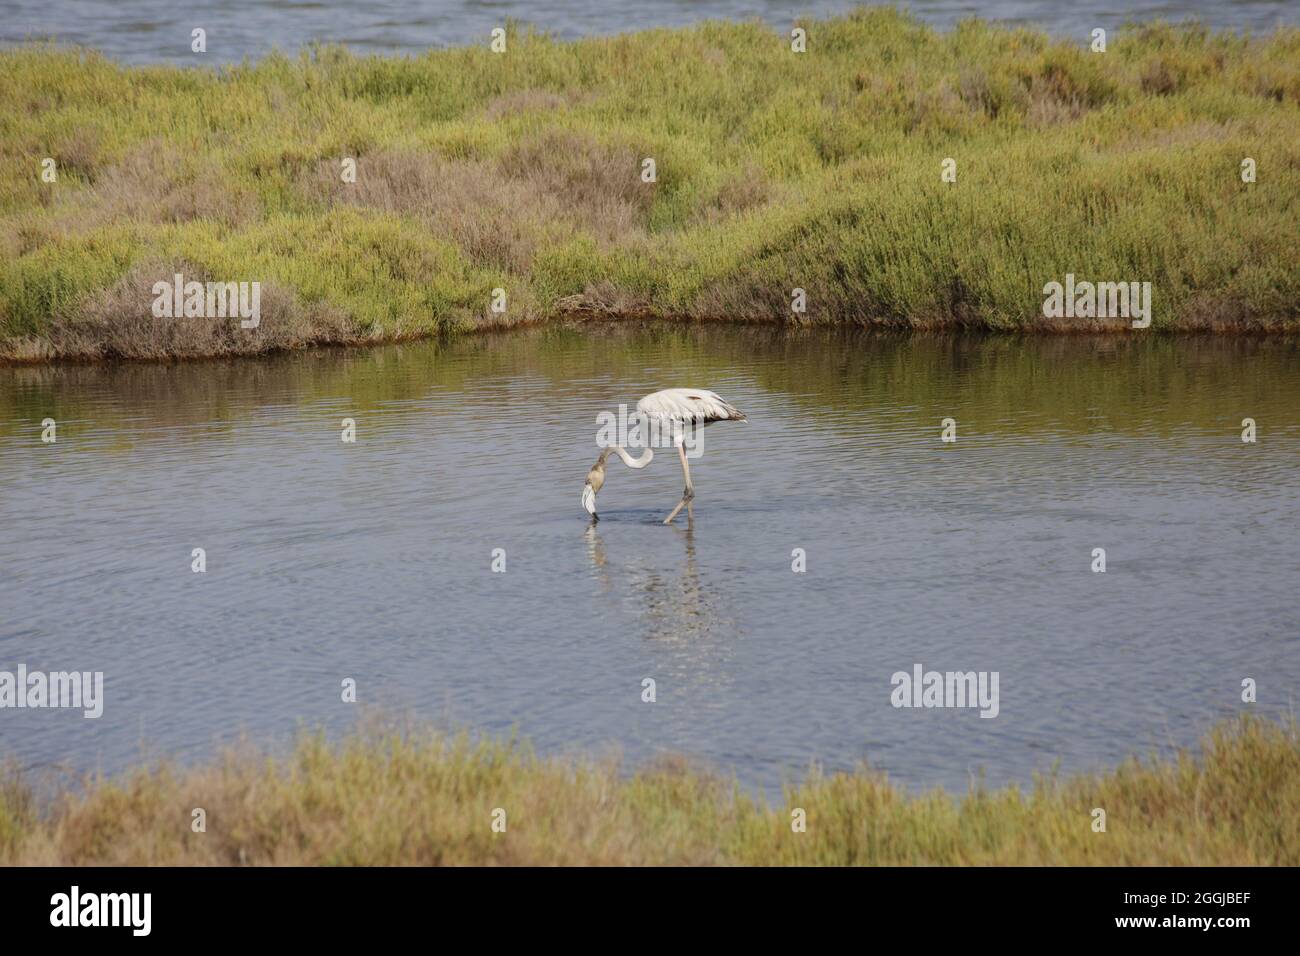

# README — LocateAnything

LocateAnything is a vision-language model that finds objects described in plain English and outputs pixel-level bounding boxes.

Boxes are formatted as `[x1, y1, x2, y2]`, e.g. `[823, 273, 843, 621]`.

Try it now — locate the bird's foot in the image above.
[663, 489, 694, 524]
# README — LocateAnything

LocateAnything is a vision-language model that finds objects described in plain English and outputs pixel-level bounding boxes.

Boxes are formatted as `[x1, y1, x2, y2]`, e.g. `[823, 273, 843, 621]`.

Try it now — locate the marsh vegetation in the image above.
[2, 717, 1295, 865]
[2, 8, 1298, 361]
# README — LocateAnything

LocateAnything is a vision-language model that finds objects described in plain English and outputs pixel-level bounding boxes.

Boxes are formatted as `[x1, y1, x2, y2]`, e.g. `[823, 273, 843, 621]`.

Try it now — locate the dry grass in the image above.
[43, 261, 362, 360]
[304, 151, 555, 273]
[301, 130, 652, 274]
[2, 717, 1295, 866]
[89, 143, 261, 228]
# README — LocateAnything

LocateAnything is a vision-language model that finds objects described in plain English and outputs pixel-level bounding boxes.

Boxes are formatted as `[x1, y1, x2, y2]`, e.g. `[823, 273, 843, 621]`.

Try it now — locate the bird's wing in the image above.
[637, 388, 746, 423]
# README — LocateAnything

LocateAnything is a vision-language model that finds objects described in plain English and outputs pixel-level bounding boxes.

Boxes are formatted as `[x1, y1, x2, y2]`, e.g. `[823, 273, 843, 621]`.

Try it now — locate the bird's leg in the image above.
[663, 442, 695, 524]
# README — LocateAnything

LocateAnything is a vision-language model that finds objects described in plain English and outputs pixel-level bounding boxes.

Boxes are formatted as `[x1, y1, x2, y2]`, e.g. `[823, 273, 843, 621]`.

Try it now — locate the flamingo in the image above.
[582, 388, 747, 524]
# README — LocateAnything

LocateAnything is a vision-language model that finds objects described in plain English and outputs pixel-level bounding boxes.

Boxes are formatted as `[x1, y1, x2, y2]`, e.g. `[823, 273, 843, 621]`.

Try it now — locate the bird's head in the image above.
[582, 455, 607, 517]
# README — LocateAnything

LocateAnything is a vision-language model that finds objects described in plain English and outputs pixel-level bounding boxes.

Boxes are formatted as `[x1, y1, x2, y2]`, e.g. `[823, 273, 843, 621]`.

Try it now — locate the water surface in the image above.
[1, 326, 1298, 795]
[1, 0, 1294, 64]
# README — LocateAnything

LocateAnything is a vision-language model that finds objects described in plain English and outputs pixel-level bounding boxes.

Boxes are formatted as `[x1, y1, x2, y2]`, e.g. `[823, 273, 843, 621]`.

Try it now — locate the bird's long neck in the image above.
[607, 445, 653, 469]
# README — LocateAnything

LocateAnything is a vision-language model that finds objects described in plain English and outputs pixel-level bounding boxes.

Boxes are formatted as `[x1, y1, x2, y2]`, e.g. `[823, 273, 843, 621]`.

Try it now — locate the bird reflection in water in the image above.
[584, 519, 735, 647]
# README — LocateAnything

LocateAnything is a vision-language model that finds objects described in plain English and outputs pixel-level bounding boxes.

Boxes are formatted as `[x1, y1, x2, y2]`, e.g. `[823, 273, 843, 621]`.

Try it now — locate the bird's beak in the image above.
[581, 484, 597, 516]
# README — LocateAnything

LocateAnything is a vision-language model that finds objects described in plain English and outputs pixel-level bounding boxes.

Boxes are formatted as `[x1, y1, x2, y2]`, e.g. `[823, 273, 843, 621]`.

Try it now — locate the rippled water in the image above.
[2, 327, 1297, 794]
[1, 0, 1294, 63]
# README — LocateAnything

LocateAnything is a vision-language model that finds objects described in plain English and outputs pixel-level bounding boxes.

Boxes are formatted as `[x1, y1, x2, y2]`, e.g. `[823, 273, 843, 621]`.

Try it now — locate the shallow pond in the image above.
[1, 326, 1297, 795]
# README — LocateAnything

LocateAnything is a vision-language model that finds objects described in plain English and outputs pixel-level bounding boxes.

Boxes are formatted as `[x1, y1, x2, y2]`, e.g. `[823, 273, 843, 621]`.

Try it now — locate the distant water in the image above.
[0, 0, 1295, 64]
[2, 328, 1297, 796]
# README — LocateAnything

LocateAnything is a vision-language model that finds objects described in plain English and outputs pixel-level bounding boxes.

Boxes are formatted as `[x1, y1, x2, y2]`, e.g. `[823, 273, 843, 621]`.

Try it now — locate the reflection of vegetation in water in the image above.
[2, 327, 1298, 443]
[2, 8, 1298, 360]
[1, 717, 1296, 864]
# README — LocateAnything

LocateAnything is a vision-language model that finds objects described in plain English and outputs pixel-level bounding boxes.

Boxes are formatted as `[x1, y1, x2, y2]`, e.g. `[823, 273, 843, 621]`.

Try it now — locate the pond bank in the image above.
[2, 717, 1295, 865]
[2, 8, 1298, 363]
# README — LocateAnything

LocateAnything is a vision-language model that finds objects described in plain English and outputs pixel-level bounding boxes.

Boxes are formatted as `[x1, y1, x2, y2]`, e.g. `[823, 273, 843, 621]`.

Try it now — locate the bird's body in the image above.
[634, 388, 747, 428]
[582, 388, 746, 523]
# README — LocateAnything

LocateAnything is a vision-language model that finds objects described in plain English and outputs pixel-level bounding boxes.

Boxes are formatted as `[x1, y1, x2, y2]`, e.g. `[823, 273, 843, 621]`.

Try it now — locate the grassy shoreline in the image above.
[2, 717, 1296, 865]
[1, 8, 1298, 363]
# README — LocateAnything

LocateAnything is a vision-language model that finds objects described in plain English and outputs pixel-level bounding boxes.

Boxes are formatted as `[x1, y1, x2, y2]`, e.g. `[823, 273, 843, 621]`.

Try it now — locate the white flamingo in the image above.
[582, 388, 747, 524]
